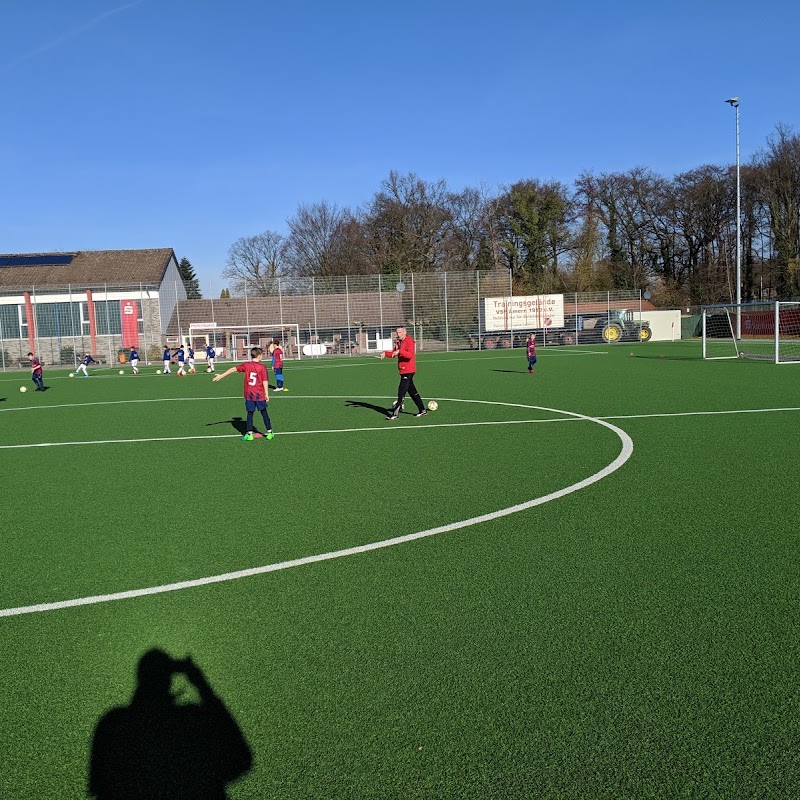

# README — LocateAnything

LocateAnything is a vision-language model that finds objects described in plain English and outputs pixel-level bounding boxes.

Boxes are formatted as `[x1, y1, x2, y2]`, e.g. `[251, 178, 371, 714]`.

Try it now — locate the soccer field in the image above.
[1, 344, 799, 798]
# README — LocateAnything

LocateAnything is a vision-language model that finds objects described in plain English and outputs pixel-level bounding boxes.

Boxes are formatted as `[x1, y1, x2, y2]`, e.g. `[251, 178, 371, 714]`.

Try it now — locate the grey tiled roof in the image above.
[0, 249, 175, 289]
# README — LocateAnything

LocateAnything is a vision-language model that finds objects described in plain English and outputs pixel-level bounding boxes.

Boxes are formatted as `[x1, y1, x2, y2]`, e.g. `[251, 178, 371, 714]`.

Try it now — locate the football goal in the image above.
[187, 323, 302, 361]
[701, 302, 800, 364]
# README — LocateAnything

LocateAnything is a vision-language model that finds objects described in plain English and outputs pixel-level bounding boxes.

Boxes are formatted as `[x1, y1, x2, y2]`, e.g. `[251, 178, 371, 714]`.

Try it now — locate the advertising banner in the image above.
[121, 299, 139, 347]
[483, 294, 565, 331]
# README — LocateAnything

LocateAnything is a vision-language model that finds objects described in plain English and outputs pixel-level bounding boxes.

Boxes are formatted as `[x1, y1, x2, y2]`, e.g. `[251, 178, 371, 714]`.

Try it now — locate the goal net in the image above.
[702, 302, 800, 364]
[187, 323, 302, 361]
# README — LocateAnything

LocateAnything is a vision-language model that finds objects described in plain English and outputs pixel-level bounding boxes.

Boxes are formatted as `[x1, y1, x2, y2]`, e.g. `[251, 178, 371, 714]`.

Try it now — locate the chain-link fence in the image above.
[169, 272, 651, 357]
[1, 270, 657, 370]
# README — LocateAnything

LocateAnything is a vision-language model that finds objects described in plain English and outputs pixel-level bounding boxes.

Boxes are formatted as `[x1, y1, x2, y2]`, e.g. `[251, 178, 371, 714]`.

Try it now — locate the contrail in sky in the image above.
[0, 1, 145, 75]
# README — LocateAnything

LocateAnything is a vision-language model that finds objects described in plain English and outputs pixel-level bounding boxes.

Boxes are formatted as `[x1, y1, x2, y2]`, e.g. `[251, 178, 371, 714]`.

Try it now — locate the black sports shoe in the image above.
[413, 409, 428, 417]
[386, 413, 399, 421]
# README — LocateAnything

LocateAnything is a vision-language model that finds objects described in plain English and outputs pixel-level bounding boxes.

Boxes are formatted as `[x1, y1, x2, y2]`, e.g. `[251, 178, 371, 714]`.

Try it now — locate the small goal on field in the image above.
[188, 323, 301, 361]
[701, 302, 800, 363]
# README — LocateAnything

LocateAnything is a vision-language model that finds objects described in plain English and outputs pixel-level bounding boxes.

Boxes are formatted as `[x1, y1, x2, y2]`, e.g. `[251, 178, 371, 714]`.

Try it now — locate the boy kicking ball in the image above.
[213, 347, 274, 441]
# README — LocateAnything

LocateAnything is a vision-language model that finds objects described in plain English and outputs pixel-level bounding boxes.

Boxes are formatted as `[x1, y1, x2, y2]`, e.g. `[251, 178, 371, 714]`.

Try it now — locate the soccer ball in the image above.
[156, 369, 162, 374]
[69, 373, 74, 378]
[427, 400, 438, 411]
[20, 385, 27, 393]
[119, 370, 125, 375]
[189, 368, 196, 374]
[206, 367, 212, 373]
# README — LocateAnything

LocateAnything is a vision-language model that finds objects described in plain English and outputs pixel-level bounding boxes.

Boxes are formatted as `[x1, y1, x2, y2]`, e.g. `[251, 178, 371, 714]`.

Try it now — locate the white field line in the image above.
[0, 400, 632, 617]
[1, 396, 798, 449]
[294, 349, 606, 369]
[0, 418, 576, 450]
[0, 396, 242, 413]
[0, 347, 607, 384]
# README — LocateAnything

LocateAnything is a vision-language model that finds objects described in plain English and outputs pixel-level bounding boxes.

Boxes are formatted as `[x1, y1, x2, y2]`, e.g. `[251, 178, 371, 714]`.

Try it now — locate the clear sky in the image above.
[2, 0, 798, 293]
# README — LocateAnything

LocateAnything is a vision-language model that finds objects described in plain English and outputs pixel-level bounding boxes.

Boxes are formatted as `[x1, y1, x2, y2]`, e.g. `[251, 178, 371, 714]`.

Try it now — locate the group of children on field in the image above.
[27, 332, 536, 443]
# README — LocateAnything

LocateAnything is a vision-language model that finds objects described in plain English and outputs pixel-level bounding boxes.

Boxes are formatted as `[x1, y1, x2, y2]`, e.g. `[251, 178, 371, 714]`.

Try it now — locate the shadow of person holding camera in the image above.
[88, 649, 252, 799]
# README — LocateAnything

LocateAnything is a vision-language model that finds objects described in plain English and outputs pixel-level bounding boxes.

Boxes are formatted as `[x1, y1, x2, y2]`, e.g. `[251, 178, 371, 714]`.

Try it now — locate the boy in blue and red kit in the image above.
[381, 326, 427, 420]
[27, 351, 45, 391]
[213, 347, 274, 441]
[526, 333, 537, 374]
[271, 341, 285, 391]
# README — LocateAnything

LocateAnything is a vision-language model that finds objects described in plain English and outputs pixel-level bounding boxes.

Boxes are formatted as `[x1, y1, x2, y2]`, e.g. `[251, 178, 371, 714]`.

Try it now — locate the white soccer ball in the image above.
[119, 370, 125, 375]
[156, 369, 162, 374]
[20, 385, 27, 393]
[206, 367, 212, 373]
[427, 400, 438, 411]
[69, 373, 74, 378]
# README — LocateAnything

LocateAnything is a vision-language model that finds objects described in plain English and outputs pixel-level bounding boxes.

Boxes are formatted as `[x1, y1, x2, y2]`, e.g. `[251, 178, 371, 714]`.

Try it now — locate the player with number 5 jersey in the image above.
[213, 347, 274, 441]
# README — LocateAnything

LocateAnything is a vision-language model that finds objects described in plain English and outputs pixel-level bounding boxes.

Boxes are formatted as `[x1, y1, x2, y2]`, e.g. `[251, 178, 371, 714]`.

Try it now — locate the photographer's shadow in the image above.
[89, 649, 252, 799]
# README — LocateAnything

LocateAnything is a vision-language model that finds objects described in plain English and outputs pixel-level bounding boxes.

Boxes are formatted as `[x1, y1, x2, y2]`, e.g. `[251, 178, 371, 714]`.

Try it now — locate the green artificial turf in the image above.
[1, 343, 798, 798]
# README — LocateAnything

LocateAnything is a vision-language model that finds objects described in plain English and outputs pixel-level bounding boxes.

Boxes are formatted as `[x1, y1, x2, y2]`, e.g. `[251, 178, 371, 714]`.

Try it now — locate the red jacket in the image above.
[384, 335, 416, 374]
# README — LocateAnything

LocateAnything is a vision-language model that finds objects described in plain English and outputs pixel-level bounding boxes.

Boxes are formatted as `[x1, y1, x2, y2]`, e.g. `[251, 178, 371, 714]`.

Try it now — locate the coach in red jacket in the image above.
[381, 326, 428, 420]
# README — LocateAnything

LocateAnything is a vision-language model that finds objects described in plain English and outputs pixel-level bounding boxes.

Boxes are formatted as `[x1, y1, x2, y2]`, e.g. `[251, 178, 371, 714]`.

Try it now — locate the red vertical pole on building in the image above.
[86, 289, 98, 356]
[24, 291, 36, 354]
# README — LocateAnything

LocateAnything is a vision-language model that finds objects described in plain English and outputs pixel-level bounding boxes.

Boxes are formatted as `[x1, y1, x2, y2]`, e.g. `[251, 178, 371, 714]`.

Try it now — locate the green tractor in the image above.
[600, 309, 652, 343]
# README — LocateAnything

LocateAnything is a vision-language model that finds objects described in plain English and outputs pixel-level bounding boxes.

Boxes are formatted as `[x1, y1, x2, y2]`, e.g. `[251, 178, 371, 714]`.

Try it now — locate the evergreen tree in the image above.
[220, 288, 231, 299]
[178, 257, 202, 299]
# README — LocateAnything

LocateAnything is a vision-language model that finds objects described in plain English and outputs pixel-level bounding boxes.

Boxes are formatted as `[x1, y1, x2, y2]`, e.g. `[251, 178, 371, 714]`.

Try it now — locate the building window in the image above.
[0, 304, 22, 339]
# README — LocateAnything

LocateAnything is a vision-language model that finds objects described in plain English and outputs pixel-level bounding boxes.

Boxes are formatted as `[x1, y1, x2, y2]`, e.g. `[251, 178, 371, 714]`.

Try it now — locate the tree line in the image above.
[216, 124, 800, 307]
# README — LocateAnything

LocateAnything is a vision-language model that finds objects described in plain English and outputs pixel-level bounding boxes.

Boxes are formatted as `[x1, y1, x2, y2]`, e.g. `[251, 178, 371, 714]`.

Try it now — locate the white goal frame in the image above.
[702, 301, 800, 364]
[188, 323, 302, 361]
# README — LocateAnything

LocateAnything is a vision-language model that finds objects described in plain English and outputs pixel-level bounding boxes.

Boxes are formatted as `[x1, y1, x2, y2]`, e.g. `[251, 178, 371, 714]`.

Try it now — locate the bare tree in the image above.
[223, 231, 286, 296]
[284, 201, 349, 278]
[361, 171, 452, 274]
[752, 124, 800, 296]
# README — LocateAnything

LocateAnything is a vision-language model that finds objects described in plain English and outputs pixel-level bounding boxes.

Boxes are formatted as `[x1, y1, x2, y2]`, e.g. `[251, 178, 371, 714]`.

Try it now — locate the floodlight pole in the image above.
[726, 97, 742, 338]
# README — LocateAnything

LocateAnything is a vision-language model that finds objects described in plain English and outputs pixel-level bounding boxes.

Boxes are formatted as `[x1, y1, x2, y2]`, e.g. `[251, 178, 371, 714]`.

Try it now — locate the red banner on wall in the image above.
[121, 300, 139, 348]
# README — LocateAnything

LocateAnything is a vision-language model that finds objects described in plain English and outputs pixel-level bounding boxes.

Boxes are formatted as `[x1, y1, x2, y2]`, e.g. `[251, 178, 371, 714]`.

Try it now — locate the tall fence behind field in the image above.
[0, 270, 651, 370]
[174, 273, 648, 357]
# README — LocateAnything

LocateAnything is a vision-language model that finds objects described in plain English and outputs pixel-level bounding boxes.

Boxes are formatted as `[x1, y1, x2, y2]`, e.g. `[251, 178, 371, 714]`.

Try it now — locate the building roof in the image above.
[0, 249, 176, 289]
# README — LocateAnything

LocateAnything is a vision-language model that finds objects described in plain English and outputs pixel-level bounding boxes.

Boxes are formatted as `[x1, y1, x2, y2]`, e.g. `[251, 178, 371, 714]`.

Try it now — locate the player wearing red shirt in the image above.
[27, 351, 45, 391]
[212, 347, 274, 441]
[271, 341, 285, 391]
[381, 326, 427, 420]
[526, 333, 537, 374]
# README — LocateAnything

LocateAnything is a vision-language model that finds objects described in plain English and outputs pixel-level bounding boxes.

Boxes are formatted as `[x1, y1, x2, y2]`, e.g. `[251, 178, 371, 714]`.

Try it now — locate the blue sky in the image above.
[2, 0, 798, 292]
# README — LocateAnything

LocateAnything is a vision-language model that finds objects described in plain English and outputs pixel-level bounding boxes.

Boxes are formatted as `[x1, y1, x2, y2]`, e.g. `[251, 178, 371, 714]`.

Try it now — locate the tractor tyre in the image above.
[602, 323, 623, 343]
[640, 326, 652, 342]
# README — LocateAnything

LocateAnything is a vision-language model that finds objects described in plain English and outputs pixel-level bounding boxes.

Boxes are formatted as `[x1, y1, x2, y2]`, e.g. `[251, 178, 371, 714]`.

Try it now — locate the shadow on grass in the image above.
[492, 369, 529, 374]
[89, 649, 252, 799]
[345, 399, 393, 416]
[205, 417, 248, 436]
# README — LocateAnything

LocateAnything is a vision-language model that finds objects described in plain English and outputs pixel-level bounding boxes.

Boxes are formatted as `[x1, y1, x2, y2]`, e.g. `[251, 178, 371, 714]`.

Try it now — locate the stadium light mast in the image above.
[725, 97, 741, 338]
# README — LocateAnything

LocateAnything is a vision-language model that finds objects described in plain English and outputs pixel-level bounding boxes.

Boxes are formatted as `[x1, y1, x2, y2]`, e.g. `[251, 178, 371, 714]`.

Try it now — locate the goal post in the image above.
[701, 306, 738, 360]
[701, 302, 800, 364]
[187, 323, 302, 361]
